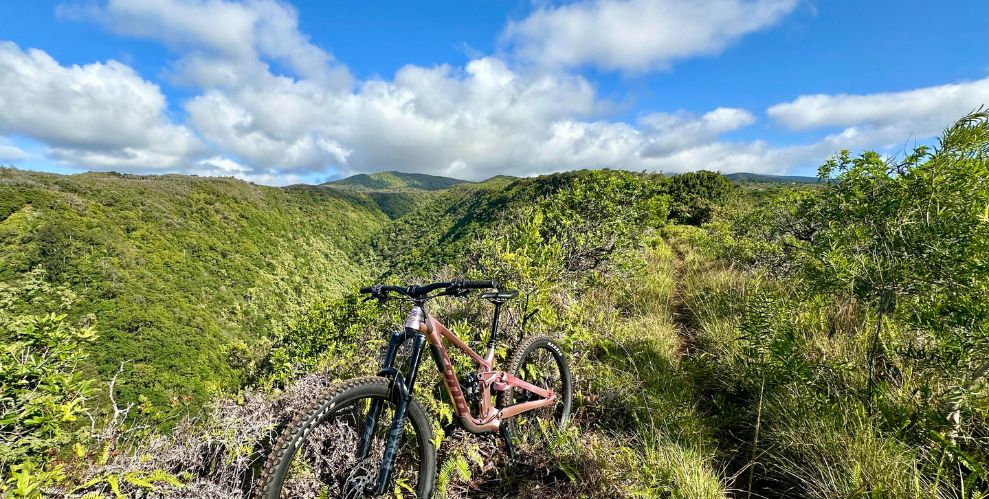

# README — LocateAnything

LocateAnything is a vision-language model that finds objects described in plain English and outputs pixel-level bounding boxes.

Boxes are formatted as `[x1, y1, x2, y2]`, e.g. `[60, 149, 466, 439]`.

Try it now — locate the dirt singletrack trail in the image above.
[667, 239, 700, 358]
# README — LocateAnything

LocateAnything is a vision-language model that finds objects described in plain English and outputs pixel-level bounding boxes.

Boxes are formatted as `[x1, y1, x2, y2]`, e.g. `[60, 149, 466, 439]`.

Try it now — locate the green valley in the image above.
[0, 169, 396, 405]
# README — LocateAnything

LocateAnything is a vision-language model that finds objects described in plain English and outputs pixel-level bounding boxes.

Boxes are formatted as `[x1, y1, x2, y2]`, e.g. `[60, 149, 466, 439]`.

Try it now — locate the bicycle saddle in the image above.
[480, 290, 518, 304]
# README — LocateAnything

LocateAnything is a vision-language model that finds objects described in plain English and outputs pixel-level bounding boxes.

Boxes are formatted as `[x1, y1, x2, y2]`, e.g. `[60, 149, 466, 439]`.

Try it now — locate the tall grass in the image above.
[669, 221, 987, 498]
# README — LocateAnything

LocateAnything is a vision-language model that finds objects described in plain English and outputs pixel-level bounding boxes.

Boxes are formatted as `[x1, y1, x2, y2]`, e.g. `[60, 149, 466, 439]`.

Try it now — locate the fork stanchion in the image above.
[374, 333, 425, 495]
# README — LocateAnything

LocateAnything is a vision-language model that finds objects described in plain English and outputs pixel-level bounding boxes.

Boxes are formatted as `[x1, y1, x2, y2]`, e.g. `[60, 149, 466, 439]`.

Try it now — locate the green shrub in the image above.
[667, 170, 734, 226]
[1, 267, 96, 494]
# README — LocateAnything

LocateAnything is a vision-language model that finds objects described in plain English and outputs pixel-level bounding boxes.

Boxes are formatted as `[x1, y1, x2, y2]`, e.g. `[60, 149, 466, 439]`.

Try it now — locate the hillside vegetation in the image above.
[2, 112, 988, 498]
[326, 171, 473, 190]
[323, 171, 477, 220]
[0, 170, 392, 406]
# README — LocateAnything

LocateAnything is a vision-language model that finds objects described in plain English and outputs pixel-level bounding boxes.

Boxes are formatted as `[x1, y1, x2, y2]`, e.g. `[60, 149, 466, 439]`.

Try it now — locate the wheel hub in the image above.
[341, 458, 378, 499]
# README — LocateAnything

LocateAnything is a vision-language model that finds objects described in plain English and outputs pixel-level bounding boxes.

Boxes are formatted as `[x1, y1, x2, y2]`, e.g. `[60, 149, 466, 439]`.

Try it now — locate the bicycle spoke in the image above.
[278, 396, 423, 498]
[511, 343, 569, 448]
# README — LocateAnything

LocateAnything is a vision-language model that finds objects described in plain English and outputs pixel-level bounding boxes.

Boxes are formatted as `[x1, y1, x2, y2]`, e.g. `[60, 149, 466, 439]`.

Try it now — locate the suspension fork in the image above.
[357, 330, 405, 459]
[354, 305, 426, 494]
[355, 328, 427, 490]
[375, 331, 426, 494]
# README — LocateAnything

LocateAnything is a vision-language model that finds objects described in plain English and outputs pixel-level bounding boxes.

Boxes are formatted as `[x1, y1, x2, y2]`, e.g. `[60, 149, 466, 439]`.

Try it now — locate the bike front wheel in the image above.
[254, 376, 436, 499]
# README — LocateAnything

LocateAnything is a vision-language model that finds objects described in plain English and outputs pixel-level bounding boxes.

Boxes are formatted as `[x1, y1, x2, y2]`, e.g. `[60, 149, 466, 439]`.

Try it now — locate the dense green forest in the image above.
[0, 170, 406, 405]
[2, 112, 988, 497]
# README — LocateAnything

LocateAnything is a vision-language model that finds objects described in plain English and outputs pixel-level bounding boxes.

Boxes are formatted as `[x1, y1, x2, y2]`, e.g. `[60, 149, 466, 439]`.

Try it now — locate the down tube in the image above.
[423, 323, 473, 418]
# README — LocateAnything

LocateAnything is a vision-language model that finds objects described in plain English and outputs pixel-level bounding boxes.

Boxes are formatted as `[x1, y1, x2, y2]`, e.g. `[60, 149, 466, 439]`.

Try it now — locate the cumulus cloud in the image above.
[0, 42, 202, 169]
[639, 108, 756, 156]
[766, 78, 989, 162]
[618, 103, 956, 176]
[502, 0, 798, 71]
[636, 130, 864, 176]
[189, 155, 303, 185]
[59, 0, 352, 89]
[0, 137, 27, 162]
[185, 79, 354, 173]
[181, 57, 613, 178]
[179, 55, 779, 180]
[768, 78, 989, 134]
[0, 27, 939, 182]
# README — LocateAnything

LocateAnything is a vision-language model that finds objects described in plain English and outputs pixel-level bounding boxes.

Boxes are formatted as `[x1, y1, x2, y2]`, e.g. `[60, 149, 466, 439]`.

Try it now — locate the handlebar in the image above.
[460, 280, 499, 289]
[360, 279, 498, 300]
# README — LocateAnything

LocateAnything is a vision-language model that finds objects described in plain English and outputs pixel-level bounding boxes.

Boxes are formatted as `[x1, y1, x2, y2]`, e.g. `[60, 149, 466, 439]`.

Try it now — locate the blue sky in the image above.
[0, 0, 986, 184]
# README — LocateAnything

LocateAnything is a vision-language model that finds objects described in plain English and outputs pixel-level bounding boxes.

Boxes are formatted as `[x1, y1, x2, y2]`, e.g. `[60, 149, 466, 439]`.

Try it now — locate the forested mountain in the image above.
[325, 171, 471, 190]
[0, 165, 729, 409]
[723, 172, 822, 183]
[321, 171, 475, 220]
[0, 169, 392, 404]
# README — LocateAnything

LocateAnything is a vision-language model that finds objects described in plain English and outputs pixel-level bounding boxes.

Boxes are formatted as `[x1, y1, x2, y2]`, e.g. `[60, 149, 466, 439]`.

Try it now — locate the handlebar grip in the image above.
[359, 286, 374, 294]
[461, 280, 498, 289]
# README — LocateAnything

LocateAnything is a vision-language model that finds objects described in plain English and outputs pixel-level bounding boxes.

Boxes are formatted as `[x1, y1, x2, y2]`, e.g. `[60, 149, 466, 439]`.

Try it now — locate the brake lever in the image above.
[362, 285, 389, 303]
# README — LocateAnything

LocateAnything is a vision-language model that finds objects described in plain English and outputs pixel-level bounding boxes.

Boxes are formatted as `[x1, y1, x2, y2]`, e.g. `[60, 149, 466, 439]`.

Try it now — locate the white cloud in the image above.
[190, 155, 303, 185]
[612, 105, 945, 176]
[636, 132, 851, 176]
[60, 0, 352, 89]
[38, 0, 846, 181]
[184, 54, 772, 180]
[182, 57, 614, 178]
[639, 107, 756, 156]
[502, 0, 798, 71]
[0, 42, 202, 170]
[0, 137, 27, 162]
[764, 79, 989, 169]
[0, 33, 905, 182]
[185, 81, 347, 172]
[768, 78, 989, 134]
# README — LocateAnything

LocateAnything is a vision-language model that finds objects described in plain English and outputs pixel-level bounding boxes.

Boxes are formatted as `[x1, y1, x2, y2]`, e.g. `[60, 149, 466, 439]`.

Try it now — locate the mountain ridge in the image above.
[723, 172, 821, 184]
[325, 170, 472, 190]
[327, 169, 820, 189]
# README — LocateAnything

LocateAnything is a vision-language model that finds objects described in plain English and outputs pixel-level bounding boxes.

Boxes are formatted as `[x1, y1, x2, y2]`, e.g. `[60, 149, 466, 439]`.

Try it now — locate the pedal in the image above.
[500, 425, 517, 463]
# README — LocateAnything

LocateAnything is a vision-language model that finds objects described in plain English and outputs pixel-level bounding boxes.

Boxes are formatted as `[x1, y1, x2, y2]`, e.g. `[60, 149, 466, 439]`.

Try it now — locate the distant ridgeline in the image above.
[722, 172, 822, 184]
[325, 170, 474, 190]
[0, 167, 795, 406]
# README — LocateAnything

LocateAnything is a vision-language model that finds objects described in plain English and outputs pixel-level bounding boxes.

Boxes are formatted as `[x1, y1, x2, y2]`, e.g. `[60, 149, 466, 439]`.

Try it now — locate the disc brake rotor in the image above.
[341, 458, 379, 499]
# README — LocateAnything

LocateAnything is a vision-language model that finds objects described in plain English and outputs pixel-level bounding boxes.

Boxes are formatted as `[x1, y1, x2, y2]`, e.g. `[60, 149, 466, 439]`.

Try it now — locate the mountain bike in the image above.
[254, 280, 573, 498]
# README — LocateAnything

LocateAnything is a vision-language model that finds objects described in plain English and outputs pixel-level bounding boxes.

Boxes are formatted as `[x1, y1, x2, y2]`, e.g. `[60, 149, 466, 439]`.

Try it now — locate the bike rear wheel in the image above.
[500, 336, 573, 449]
[254, 376, 436, 499]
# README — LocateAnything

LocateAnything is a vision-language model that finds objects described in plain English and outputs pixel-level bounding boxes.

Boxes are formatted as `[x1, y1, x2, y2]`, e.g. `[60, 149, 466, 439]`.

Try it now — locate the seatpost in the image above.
[487, 302, 502, 353]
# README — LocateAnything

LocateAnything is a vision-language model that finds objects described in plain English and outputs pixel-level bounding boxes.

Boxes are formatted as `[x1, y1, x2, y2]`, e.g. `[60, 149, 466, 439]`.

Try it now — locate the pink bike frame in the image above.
[411, 308, 556, 433]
